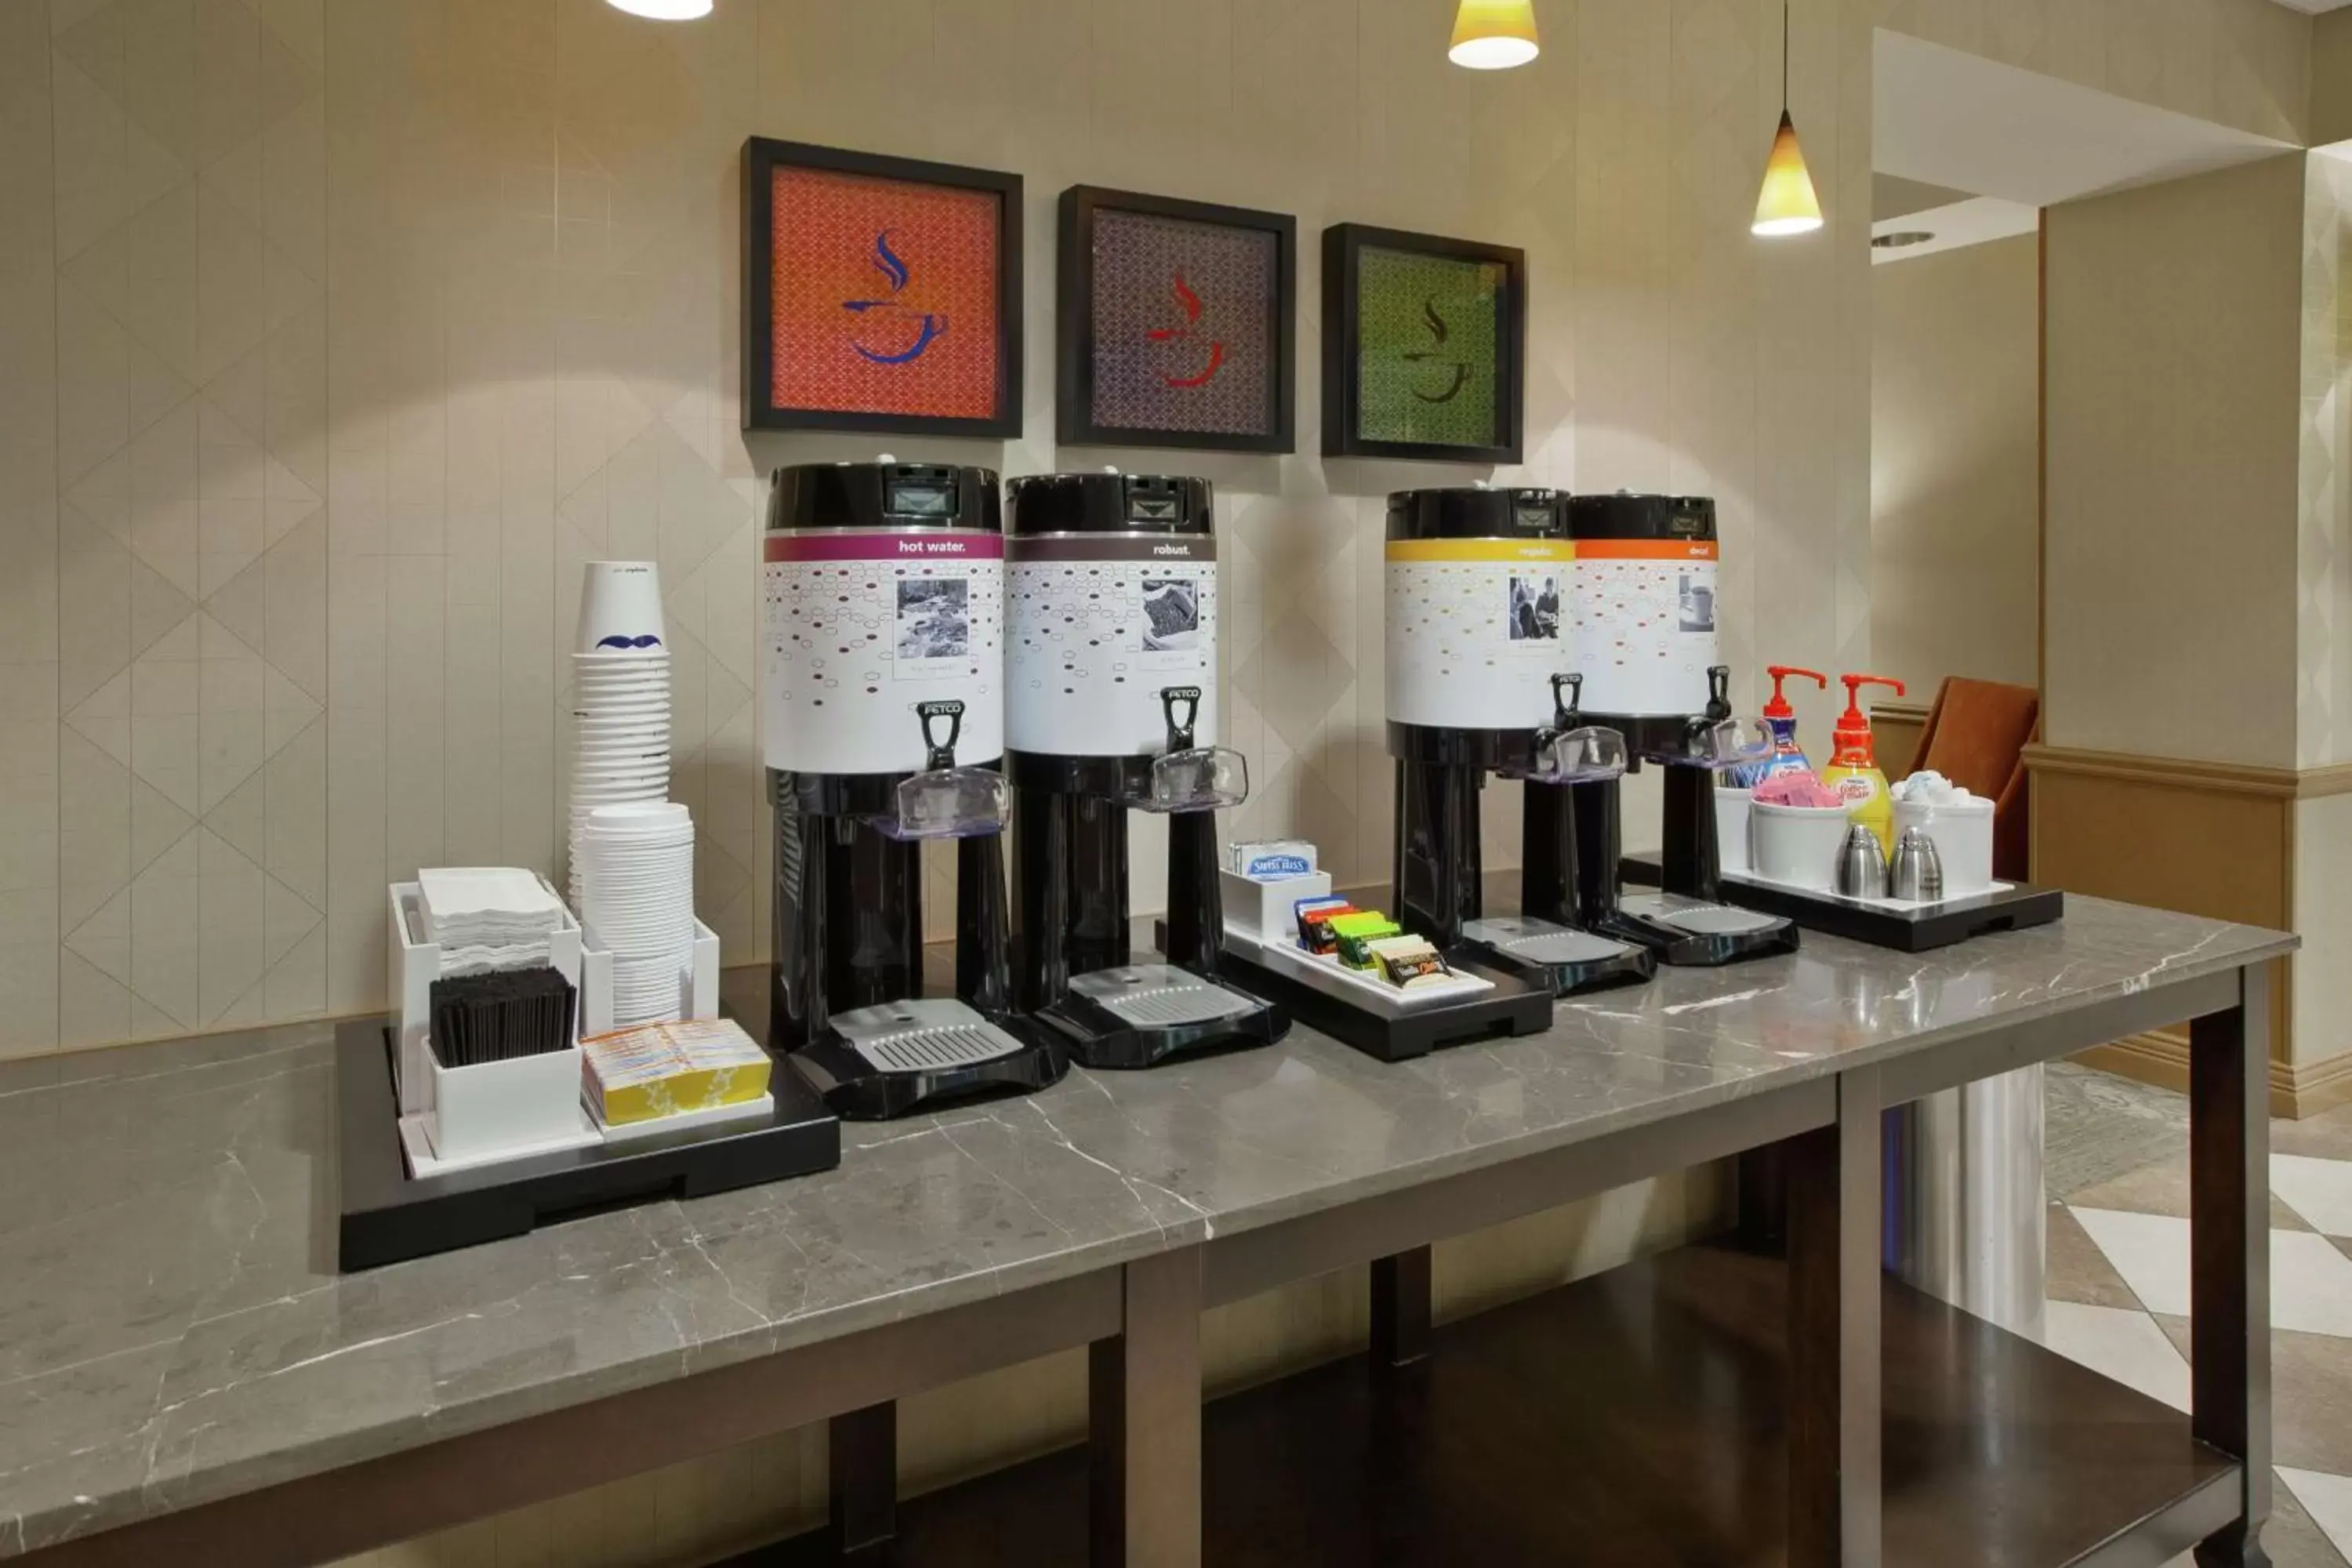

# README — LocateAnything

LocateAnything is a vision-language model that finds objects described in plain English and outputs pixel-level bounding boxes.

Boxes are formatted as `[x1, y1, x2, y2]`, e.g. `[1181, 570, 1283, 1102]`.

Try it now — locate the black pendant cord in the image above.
[1780, 1, 1791, 111]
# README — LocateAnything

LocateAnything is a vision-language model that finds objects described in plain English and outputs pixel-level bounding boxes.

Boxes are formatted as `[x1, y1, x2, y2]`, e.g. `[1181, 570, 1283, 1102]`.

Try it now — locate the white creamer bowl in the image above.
[1893, 794, 1995, 895]
[1715, 786, 1754, 873]
[1750, 800, 1853, 892]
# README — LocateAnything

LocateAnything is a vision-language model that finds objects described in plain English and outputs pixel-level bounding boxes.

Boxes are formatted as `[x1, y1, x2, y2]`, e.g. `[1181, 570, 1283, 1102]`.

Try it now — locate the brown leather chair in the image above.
[1909, 677, 2040, 883]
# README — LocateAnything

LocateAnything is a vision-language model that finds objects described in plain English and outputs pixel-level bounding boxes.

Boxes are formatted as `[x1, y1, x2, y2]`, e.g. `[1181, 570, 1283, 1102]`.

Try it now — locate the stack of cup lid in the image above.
[578, 802, 696, 1029]
[570, 561, 670, 911]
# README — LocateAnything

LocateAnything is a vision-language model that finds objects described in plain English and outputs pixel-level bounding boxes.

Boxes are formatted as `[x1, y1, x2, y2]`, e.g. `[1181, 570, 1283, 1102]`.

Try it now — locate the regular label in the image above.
[1005, 534, 1218, 757]
[1385, 536, 1576, 731]
[761, 529, 1004, 775]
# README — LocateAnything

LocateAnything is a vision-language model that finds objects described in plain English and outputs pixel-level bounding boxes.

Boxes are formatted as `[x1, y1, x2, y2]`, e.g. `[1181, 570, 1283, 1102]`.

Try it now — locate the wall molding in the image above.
[2024, 742, 2306, 799]
[2075, 1027, 2352, 1120]
[1872, 699, 1934, 725]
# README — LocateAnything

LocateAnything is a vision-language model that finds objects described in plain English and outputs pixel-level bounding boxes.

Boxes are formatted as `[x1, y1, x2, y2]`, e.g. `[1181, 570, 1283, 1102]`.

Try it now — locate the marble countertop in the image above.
[0, 897, 2292, 1557]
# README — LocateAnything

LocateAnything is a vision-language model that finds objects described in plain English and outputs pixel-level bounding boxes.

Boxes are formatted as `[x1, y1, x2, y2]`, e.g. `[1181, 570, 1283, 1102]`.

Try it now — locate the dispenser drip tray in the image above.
[1595, 891, 1802, 967]
[1621, 895, 1784, 937]
[1069, 964, 1261, 1028]
[1036, 962, 1289, 1072]
[833, 999, 1029, 1075]
[1461, 916, 1655, 999]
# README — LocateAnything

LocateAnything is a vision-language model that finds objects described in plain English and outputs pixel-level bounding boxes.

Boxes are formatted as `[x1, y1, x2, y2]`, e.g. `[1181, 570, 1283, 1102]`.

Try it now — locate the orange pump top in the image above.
[1830, 673, 1905, 765]
[1762, 666, 1827, 720]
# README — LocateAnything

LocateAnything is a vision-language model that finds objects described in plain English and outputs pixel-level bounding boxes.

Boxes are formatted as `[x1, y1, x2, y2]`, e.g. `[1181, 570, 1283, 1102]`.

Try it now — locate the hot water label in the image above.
[760, 529, 1004, 775]
[1004, 534, 1218, 757]
[1568, 539, 1719, 718]
[1384, 536, 1577, 730]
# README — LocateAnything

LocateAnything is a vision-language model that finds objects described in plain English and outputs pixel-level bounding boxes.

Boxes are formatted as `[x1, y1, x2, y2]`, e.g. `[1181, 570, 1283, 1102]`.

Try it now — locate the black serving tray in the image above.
[336, 1019, 840, 1271]
[1621, 854, 2063, 953]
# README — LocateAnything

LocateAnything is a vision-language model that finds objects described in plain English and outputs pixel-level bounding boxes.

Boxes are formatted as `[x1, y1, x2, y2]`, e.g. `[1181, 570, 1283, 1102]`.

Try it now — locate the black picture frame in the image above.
[741, 137, 1023, 438]
[1321, 222, 1525, 464]
[1056, 186, 1297, 454]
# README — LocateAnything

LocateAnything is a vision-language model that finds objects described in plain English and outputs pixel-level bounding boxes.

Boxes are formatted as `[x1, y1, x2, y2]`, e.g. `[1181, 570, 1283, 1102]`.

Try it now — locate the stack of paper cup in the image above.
[570, 562, 670, 911]
[579, 802, 696, 1028]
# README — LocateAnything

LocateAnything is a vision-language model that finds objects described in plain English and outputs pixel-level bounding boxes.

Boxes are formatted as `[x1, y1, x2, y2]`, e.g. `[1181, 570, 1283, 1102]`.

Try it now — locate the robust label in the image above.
[1005, 534, 1218, 757]
[1568, 539, 1719, 718]
[761, 529, 1004, 775]
[1385, 536, 1576, 730]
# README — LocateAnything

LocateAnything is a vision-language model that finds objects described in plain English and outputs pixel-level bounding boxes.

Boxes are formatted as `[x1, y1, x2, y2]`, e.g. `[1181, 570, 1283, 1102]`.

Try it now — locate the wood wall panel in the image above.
[2022, 745, 2343, 1114]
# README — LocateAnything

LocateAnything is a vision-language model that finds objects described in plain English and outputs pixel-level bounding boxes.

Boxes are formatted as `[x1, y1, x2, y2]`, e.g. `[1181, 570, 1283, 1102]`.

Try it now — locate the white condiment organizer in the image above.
[1221, 867, 1336, 943]
[1218, 866, 1494, 1015]
[388, 881, 583, 1119]
[576, 920, 721, 1036]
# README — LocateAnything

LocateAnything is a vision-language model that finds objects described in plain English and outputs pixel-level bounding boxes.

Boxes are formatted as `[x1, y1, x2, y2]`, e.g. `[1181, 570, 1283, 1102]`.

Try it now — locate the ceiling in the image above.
[1872, 173, 1973, 223]
[1874, 31, 2295, 209]
[2272, 0, 2352, 12]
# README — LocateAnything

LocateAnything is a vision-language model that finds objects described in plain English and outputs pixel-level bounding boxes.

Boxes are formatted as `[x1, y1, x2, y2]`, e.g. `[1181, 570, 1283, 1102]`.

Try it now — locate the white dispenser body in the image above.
[1384, 535, 1576, 730]
[1568, 539, 1719, 718]
[761, 527, 1004, 775]
[1005, 533, 1218, 757]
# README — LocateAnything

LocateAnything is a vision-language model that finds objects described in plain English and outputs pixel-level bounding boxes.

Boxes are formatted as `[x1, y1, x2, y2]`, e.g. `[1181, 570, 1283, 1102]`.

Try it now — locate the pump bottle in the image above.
[1821, 673, 1906, 855]
[1734, 666, 1828, 787]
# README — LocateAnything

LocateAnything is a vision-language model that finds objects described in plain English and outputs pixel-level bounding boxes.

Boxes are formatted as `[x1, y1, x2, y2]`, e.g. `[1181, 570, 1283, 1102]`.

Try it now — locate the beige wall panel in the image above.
[2043, 155, 2304, 768]
[1871, 235, 2040, 700]
[10, 0, 1873, 1049]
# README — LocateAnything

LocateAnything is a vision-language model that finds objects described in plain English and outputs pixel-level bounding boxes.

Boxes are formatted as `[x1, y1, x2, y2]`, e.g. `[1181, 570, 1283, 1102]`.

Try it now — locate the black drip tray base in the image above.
[336, 1021, 840, 1272]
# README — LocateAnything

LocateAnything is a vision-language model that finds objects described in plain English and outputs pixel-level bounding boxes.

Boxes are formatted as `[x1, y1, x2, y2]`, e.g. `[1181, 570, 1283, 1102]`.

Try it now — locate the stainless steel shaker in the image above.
[1835, 822, 1888, 898]
[1891, 826, 1945, 902]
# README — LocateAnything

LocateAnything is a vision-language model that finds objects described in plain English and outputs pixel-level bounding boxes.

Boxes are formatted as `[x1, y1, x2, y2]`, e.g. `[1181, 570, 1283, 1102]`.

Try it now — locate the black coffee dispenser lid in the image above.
[768, 461, 1002, 534]
[1566, 491, 1716, 542]
[1005, 472, 1212, 537]
[1386, 487, 1566, 543]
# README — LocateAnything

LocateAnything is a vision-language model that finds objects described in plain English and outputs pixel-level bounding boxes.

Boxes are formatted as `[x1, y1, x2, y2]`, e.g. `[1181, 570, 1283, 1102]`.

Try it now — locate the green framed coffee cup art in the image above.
[1321, 223, 1525, 464]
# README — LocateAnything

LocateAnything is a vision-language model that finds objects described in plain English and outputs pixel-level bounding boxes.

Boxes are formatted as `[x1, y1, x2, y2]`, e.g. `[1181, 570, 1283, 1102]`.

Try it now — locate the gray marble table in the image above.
[0, 896, 2293, 1566]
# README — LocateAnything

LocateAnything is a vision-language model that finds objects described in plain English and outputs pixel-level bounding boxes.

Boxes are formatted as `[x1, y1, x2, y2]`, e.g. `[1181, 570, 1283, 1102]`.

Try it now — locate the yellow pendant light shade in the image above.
[1450, 0, 1540, 69]
[1751, 111, 1824, 236]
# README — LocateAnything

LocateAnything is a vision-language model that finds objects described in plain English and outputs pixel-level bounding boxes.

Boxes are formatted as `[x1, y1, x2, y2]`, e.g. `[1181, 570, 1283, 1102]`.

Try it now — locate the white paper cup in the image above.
[576, 561, 666, 655]
[1715, 787, 1754, 874]
[1751, 800, 1853, 892]
[1893, 795, 1996, 895]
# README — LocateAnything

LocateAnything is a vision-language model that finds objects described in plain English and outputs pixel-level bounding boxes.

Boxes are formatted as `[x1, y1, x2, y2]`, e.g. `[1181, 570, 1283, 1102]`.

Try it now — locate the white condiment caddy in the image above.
[387, 880, 740, 1178]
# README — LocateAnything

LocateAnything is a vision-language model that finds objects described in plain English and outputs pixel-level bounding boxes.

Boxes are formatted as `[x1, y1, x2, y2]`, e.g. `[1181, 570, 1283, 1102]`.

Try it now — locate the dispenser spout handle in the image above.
[1549, 672, 1584, 729]
[1159, 684, 1202, 753]
[1702, 665, 1733, 725]
[916, 699, 964, 771]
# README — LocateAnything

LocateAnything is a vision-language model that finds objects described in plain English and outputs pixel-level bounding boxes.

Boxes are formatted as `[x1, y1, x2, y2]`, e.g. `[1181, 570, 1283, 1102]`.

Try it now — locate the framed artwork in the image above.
[1321, 223, 1524, 463]
[742, 138, 1022, 437]
[1056, 187, 1296, 453]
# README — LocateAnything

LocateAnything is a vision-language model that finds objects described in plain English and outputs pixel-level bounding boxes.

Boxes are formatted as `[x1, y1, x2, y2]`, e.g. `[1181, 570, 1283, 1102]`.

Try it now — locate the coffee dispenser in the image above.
[1560, 492, 1798, 966]
[763, 461, 1068, 1119]
[1385, 487, 1653, 996]
[1004, 472, 1286, 1068]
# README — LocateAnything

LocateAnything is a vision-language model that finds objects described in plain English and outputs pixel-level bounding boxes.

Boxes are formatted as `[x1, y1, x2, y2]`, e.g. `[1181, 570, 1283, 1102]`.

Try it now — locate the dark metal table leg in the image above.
[2193, 963, 2274, 1568]
[1090, 1246, 1203, 1568]
[1788, 1063, 1883, 1567]
[829, 1402, 896, 1557]
[1370, 1246, 1433, 1368]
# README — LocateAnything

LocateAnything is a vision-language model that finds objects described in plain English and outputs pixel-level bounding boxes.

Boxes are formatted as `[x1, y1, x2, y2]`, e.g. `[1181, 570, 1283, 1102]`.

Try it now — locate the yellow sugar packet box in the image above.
[580, 1018, 772, 1127]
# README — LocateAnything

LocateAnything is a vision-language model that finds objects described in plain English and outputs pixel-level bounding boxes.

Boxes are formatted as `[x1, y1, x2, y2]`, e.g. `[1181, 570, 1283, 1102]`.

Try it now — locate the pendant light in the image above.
[606, 0, 712, 18]
[1450, 0, 1540, 70]
[1751, 2, 1823, 237]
